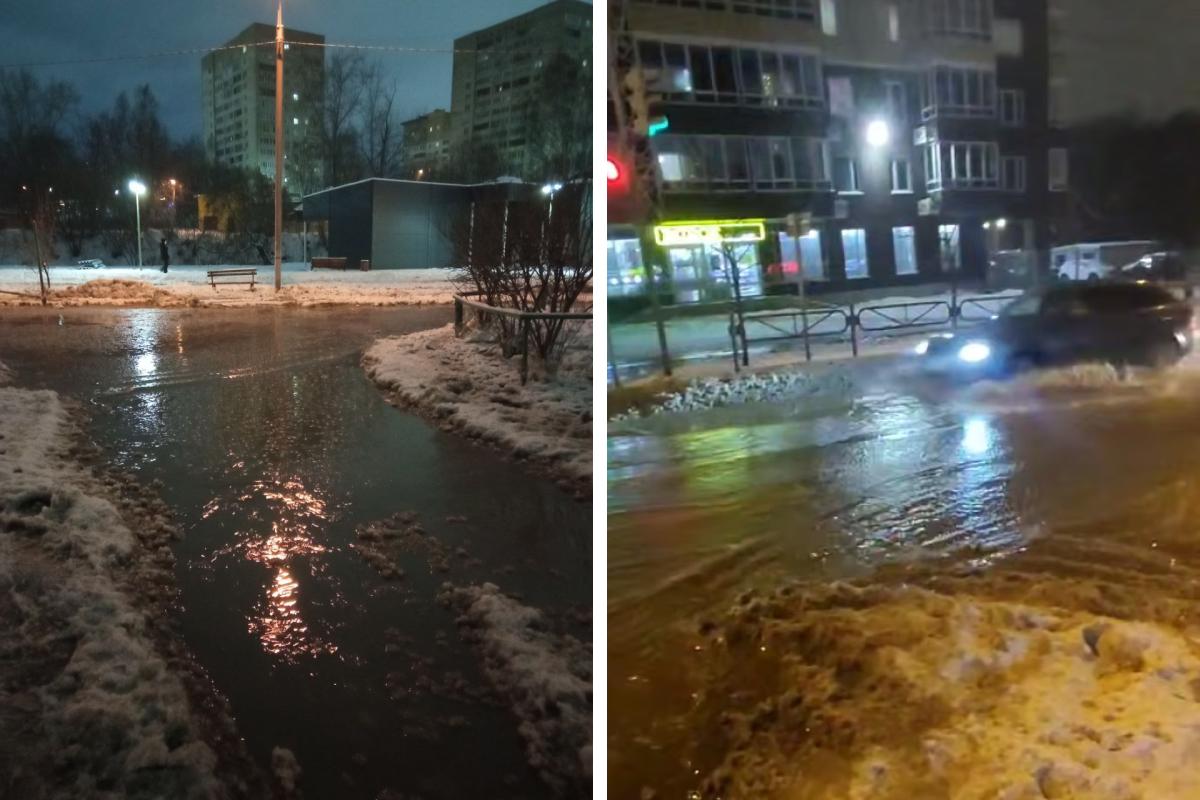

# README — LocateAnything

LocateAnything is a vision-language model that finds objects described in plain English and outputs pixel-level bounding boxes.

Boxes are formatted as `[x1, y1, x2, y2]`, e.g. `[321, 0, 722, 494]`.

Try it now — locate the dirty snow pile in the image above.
[691, 580, 1200, 800]
[613, 369, 857, 420]
[441, 582, 592, 796]
[364, 323, 591, 493]
[0, 376, 223, 797]
[0, 264, 456, 308]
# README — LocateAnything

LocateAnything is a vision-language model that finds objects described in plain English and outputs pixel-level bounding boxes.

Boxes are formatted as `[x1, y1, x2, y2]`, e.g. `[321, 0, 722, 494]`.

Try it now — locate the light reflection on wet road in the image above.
[0, 306, 591, 800]
[607, 360, 1200, 797]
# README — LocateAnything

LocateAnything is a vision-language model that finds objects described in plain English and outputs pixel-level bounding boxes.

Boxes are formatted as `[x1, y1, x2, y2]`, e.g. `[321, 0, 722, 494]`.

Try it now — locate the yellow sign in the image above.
[653, 220, 766, 247]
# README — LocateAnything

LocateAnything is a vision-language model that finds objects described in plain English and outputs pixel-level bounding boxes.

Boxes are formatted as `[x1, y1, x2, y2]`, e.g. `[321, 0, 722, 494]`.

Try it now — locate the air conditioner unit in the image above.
[913, 125, 929, 146]
[918, 197, 935, 216]
[834, 199, 849, 219]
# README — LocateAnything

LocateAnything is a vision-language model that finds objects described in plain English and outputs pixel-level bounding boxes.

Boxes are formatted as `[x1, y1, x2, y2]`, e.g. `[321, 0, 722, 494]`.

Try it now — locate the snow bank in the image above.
[440, 583, 591, 796]
[0, 264, 456, 308]
[693, 580, 1200, 800]
[363, 324, 591, 495]
[612, 369, 858, 420]
[0, 385, 225, 797]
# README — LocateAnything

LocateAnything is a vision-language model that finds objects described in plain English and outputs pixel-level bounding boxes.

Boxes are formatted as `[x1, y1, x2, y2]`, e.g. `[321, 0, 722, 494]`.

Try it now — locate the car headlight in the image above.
[958, 342, 992, 363]
[914, 339, 930, 355]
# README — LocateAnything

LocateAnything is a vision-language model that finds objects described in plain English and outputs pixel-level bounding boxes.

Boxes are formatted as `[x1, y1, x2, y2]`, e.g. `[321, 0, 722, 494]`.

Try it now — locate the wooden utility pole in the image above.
[274, 1, 284, 291]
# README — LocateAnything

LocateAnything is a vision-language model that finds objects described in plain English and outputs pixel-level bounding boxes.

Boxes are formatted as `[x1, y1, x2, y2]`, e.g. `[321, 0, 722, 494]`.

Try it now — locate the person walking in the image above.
[159, 238, 170, 274]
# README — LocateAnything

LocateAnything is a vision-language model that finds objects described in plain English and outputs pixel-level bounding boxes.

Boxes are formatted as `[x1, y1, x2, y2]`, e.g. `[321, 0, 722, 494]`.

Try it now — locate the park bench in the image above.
[207, 268, 258, 290]
[311, 257, 348, 270]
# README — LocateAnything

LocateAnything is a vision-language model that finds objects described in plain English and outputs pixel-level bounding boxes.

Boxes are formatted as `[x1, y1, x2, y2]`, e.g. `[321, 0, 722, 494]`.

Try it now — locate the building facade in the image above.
[401, 109, 454, 180]
[609, 0, 1052, 303]
[450, 0, 591, 177]
[201, 23, 325, 193]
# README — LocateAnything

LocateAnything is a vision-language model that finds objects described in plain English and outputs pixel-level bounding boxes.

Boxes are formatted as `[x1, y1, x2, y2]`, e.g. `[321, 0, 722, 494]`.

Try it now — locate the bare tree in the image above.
[319, 52, 368, 186]
[359, 61, 404, 177]
[0, 69, 79, 301]
[523, 51, 591, 183]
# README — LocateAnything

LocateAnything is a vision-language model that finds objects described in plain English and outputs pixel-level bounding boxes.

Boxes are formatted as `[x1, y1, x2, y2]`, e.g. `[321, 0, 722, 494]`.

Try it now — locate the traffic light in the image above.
[606, 157, 622, 185]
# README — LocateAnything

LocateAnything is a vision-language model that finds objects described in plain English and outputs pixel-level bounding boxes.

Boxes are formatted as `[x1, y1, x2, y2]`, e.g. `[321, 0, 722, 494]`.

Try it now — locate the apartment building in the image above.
[401, 109, 454, 180]
[609, 0, 1052, 302]
[201, 23, 325, 193]
[450, 0, 591, 177]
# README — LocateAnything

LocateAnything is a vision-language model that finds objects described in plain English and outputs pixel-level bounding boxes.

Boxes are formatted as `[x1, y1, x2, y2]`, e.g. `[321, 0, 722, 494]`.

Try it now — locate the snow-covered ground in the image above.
[0, 362, 236, 797]
[697, 578, 1200, 799]
[0, 264, 456, 307]
[440, 582, 592, 797]
[363, 323, 592, 495]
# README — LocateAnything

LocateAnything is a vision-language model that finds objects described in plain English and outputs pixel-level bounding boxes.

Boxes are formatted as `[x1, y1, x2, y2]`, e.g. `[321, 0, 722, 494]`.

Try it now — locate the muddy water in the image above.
[608, 362, 1200, 798]
[0, 307, 591, 799]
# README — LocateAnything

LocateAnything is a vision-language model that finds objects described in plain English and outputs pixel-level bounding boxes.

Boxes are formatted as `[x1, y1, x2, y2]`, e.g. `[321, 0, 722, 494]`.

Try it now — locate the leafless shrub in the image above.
[448, 183, 593, 376]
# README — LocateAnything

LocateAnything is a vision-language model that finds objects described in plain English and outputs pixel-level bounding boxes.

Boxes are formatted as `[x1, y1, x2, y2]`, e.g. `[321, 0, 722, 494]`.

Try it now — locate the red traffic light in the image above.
[606, 157, 622, 184]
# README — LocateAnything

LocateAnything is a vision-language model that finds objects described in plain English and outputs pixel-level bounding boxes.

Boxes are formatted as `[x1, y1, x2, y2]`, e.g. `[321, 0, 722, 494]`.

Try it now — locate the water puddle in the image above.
[0, 306, 590, 799]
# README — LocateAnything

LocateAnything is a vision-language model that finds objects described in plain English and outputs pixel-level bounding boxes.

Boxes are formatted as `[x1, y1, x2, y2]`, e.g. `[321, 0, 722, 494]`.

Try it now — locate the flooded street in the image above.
[609, 361, 1200, 798]
[0, 307, 590, 799]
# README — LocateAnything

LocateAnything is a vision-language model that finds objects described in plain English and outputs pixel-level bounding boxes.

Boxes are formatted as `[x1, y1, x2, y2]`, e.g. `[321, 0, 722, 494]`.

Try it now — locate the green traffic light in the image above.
[648, 117, 669, 137]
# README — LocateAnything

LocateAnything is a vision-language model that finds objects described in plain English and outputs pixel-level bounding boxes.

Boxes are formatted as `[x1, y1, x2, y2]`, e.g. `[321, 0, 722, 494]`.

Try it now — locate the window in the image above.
[938, 224, 961, 270]
[994, 18, 1023, 55]
[885, 80, 907, 122]
[887, 4, 901, 41]
[1049, 147, 1068, 191]
[893, 227, 917, 275]
[926, 0, 991, 39]
[842, 228, 868, 278]
[638, 40, 823, 108]
[1001, 155, 1026, 191]
[922, 66, 995, 118]
[828, 76, 855, 117]
[926, 141, 999, 189]
[607, 239, 647, 296]
[891, 158, 912, 193]
[777, 231, 827, 280]
[833, 156, 860, 192]
[654, 134, 830, 191]
[821, 0, 838, 34]
[999, 89, 1025, 125]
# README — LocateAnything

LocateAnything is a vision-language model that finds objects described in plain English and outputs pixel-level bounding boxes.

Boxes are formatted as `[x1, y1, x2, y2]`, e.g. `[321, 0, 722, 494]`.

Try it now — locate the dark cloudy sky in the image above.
[1, 0, 587, 140]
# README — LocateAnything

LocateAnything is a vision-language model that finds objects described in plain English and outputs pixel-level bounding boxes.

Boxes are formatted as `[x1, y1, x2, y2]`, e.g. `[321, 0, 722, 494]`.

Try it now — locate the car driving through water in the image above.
[916, 282, 1194, 375]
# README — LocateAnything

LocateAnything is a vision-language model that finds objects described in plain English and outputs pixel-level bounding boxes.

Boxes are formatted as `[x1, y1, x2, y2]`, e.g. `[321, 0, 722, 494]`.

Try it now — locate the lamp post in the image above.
[273, 0, 284, 291]
[128, 179, 147, 268]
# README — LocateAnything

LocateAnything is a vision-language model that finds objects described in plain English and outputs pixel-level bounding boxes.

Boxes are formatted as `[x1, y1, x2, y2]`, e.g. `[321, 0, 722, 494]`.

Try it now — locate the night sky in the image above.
[0, 0, 588, 140]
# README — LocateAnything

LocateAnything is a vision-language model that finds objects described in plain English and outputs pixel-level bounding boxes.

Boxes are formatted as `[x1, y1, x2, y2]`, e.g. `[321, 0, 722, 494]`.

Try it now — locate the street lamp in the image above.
[541, 182, 563, 221]
[865, 119, 891, 148]
[128, 179, 147, 268]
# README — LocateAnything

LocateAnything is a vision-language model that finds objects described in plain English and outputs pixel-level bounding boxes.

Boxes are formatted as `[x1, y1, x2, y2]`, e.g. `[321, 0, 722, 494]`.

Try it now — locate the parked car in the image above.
[1117, 251, 1188, 282]
[985, 250, 1035, 291]
[916, 282, 1193, 375]
[1052, 241, 1158, 282]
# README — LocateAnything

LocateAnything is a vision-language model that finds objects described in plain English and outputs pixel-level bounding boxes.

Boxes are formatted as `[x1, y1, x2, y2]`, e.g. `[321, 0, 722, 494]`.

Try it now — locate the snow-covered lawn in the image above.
[363, 323, 592, 496]
[0, 264, 455, 307]
[0, 363, 236, 797]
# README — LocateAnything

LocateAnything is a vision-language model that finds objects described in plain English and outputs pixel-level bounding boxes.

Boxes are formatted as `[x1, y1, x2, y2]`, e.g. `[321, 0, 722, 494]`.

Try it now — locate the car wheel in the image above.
[1006, 352, 1040, 375]
[1086, 272, 1100, 282]
[1147, 338, 1183, 369]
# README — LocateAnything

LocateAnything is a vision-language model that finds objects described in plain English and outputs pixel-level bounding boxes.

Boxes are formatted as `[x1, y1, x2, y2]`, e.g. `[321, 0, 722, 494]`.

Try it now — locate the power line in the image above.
[0, 38, 571, 70]
[0, 41, 274, 70]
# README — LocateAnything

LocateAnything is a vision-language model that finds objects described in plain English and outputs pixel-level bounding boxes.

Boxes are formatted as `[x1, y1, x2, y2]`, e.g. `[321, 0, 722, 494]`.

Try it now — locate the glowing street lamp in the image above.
[865, 119, 891, 148]
[128, 179, 147, 268]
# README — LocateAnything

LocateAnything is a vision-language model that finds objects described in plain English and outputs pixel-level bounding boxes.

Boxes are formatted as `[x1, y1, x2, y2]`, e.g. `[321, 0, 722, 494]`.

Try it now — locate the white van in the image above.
[1052, 241, 1158, 282]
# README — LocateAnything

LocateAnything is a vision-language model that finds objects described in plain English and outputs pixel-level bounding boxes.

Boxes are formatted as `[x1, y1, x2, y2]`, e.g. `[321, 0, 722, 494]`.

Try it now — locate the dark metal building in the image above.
[302, 178, 537, 269]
